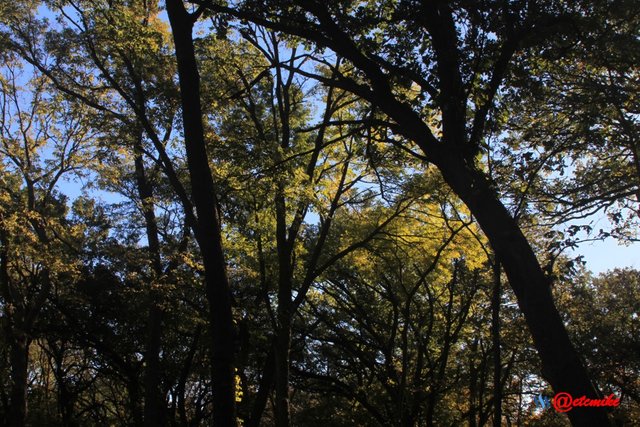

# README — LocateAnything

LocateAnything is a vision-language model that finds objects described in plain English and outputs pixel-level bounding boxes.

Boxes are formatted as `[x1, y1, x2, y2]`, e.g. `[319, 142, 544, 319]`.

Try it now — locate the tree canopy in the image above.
[0, 1, 638, 426]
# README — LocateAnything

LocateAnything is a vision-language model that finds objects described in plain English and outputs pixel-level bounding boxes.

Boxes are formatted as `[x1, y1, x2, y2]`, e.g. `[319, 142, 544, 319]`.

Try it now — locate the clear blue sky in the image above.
[563, 213, 639, 274]
[572, 239, 639, 274]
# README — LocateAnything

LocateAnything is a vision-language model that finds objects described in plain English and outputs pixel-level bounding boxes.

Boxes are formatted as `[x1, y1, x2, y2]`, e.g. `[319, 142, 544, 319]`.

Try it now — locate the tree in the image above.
[4, 1, 237, 424]
[556, 268, 640, 425]
[196, 2, 627, 424]
[165, 1, 238, 424]
[0, 62, 92, 427]
[194, 27, 424, 425]
[1, 1, 636, 426]
[289, 191, 534, 426]
[499, 0, 640, 242]
[296, 202, 485, 426]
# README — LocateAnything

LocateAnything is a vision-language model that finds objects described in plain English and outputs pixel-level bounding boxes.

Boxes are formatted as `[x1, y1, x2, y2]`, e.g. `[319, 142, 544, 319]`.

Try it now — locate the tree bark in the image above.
[47, 341, 78, 427]
[165, 2, 237, 426]
[128, 377, 144, 427]
[274, 319, 292, 427]
[177, 326, 201, 427]
[468, 339, 479, 427]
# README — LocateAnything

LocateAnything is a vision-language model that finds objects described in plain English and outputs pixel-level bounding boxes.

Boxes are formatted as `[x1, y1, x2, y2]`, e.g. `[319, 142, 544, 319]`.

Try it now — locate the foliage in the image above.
[0, 1, 638, 426]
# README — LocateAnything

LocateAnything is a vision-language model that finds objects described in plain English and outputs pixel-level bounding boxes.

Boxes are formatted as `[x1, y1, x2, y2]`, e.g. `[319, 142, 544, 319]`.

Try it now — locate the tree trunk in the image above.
[49, 342, 77, 427]
[468, 339, 479, 427]
[128, 377, 144, 427]
[245, 347, 275, 427]
[58, 381, 76, 427]
[492, 259, 503, 427]
[143, 303, 164, 427]
[274, 190, 293, 427]
[1, 227, 28, 427]
[133, 135, 166, 427]
[437, 155, 611, 427]
[274, 319, 292, 427]
[193, 2, 611, 425]
[7, 332, 28, 427]
[177, 327, 201, 427]
[165, 2, 237, 426]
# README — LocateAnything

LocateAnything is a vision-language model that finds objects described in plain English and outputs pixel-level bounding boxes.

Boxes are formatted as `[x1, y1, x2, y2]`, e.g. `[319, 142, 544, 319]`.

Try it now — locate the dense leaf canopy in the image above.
[0, 1, 638, 426]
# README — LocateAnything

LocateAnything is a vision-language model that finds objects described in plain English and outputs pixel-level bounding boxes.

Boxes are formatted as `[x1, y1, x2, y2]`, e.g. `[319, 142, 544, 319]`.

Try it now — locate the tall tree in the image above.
[555, 268, 640, 425]
[0, 63, 91, 427]
[294, 194, 487, 426]
[196, 2, 623, 424]
[165, 1, 237, 425]
[196, 28, 421, 425]
[3, 2, 230, 424]
[1, 1, 636, 426]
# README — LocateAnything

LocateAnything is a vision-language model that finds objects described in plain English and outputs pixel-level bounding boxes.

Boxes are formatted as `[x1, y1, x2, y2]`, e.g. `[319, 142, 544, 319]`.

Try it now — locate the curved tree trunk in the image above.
[194, 1, 616, 424]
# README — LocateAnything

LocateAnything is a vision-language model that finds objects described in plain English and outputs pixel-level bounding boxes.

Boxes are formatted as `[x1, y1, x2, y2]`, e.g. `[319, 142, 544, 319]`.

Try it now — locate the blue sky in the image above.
[573, 239, 639, 274]
[563, 213, 639, 274]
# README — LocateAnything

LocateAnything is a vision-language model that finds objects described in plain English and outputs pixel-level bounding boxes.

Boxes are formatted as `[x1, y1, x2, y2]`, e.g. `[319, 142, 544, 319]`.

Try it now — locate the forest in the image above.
[0, 1, 639, 426]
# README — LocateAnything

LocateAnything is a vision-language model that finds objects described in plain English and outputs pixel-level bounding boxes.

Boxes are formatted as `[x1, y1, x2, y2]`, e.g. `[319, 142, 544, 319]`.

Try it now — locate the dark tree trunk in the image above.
[128, 377, 144, 427]
[1, 227, 27, 427]
[437, 156, 610, 427]
[143, 303, 164, 427]
[492, 259, 503, 427]
[133, 140, 166, 427]
[274, 317, 292, 427]
[58, 381, 76, 427]
[7, 332, 28, 427]
[195, 2, 611, 425]
[49, 342, 77, 427]
[245, 347, 275, 427]
[165, 2, 237, 426]
[274, 191, 292, 427]
[177, 327, 201, 427]
[468, 339, 479, 427]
